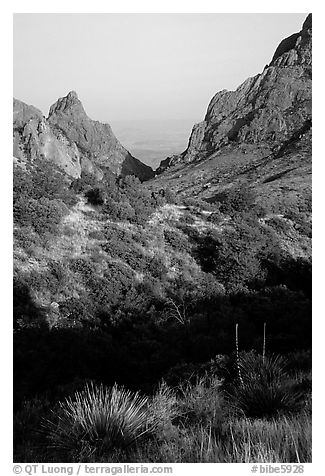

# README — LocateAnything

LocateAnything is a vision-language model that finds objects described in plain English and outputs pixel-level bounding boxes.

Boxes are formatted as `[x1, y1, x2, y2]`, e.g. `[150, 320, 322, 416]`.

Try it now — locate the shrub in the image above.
[14, 196, 69, 234]
[177, 376, 224, 427]
[179, 212, 195, 225]
[163, 228, 190, 252]
[208, 211, 222, 224]
[194, 230, 266, 289]
[14, 160, 77, 207]
[70, 172, 101, 195]
[164, 189, 178, 205]
[149, 381, 178, 431]
[268, 217, 292, 234]
[86, 188, 106, 206]
[148, 256, 168, 279]
[43, 383, 157, 459]
[214, 186, 257, 215]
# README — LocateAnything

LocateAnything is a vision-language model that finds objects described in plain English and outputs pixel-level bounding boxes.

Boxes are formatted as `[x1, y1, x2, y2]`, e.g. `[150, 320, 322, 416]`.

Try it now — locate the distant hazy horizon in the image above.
[14, 13, 306, 122]
[110, 118, 196, 169]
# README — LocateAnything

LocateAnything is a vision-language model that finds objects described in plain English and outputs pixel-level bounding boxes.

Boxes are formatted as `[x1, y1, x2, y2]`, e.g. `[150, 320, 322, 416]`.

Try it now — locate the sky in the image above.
[13, 13, 307, 123]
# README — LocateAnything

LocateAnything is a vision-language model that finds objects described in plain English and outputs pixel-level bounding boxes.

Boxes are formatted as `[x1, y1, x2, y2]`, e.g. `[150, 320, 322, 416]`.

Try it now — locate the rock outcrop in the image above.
[157, 14, 312, 173]
[47, 91, 154, 180]
[13, 98, 82, 177]
[13, 92, 154, 181]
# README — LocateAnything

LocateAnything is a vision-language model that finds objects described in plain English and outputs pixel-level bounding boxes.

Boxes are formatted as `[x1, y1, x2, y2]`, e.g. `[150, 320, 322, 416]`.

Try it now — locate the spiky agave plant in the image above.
[43, 382, 157, 458]
[229, 353, 304, 419]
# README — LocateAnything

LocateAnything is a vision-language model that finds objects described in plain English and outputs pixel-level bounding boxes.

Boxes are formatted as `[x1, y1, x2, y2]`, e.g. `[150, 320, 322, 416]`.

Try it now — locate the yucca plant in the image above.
[229, 353, 304, 418]
[43, 382, 157, 459]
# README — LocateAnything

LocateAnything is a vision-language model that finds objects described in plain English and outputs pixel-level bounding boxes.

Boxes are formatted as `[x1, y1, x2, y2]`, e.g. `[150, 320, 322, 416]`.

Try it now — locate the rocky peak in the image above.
[14, 92, 154, 181]
[13, 97, 82, 177]
[270, 13, 311, 67]
[157, 14, 312, 173]
[48, 90, 86, 119]
[13, 98, 43, 129]
[302, 13, 312, 31]
[47, 90, 154, 180]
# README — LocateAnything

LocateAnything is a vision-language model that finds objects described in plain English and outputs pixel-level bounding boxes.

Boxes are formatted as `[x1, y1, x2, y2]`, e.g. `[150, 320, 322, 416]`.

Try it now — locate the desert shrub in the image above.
[229, 353, 305, 418]
[208, 210, 223, 224]
[164, 188, 179, 205]
[86, 188, 106, 206]
[70, 258, 97, 281]
[267, 217, 292, 234]
[283, 211, 312, 238]
[103, 199, 135, 222]
[175, 376, 224, 430]
[118, 176, 156, 224]
[14, 160, 77, 206]
[88, 230, 106, 240]
[14, 226, 42, 249]
[101, 233, 146, 272]
[179, 212, 195, 225]
[194, 231, 265, 289]
[82, 175, 156, 225]
[43, 383, 157, 459]
[14, 197, 68, 234]
[70, 172, 101, 194]
[181, 196, 212, 210]
[13, 276, 47, 329]
[151, 188, 179, 206]
[148, 256, 168, 279]
[58, 298, 93, 324]
[149, 381, 178, 432]
[14, 161, 72, 235]
[26, 268, 63, 296]
[74, 260, 136, 313]
[262, 256, 312, 297]
[213, 186, 257, 215]
[163, 228, 190, 252]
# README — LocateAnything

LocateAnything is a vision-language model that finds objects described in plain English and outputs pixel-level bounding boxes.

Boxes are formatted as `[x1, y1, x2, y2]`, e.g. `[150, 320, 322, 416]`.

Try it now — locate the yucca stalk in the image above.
[235, 323, 244, 385]
[263, 322, 266, 364]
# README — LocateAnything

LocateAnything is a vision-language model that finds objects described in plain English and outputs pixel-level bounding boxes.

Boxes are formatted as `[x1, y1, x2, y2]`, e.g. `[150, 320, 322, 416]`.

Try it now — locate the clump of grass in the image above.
[127, 413, 311, 463]
[149, 381, 178, 427]
[226, 413, 312, 463]
[229, 353, 305, 418]
[43, 382, 157, 460]
[176, 375, 225, 428]
[16, 377, 311, 464]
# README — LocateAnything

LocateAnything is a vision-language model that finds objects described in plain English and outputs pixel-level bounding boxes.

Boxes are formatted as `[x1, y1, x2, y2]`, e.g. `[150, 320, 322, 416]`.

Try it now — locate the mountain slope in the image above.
[13, 98, 82, 178]
[13, 17, 312, 431]
[13, 92, 154, 181]
[155, 14, 312, 209]
[47, 91, 154, 180]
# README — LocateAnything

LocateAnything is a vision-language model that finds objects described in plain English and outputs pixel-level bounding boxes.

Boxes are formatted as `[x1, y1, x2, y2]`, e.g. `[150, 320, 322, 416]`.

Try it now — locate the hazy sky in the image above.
[14, 13, 307, 122]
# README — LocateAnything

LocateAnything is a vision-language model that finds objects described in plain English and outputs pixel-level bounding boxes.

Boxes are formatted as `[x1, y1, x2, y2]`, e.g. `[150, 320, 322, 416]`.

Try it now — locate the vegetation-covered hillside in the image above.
[14, 154, 311, 462]
[13, 14, 312, 464]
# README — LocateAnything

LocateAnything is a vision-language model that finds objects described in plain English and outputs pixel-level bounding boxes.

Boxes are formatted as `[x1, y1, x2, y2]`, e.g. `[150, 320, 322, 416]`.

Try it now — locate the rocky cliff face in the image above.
[13, 98, 82, 177]
[47, 91, 154, 180]
[13, 92, 154, 181]
[157, 14, 312, 173]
